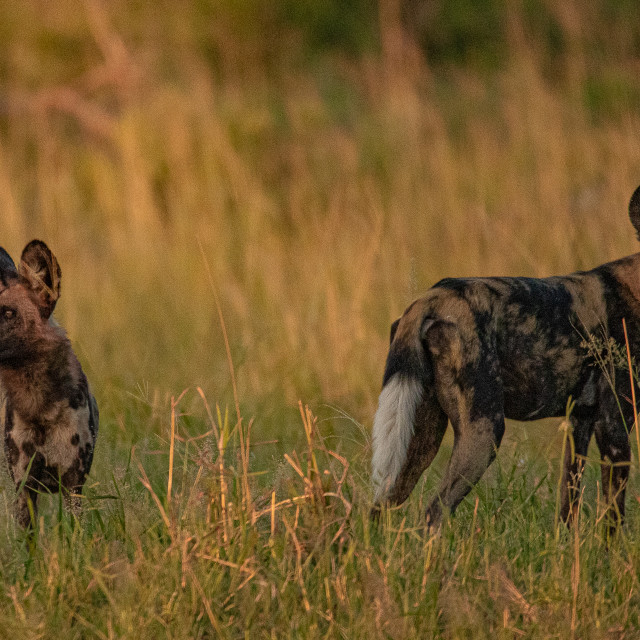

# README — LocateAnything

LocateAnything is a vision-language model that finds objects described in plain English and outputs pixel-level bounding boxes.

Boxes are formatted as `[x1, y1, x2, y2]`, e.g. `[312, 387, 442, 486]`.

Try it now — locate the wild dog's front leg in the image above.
[423, 322, 505, 529]
[6, 432, 39, 529]
[64, 491, 83, 521]
[61, 462, 87, 523]
[559, 408, 596, 526]
[14, 486, 38, 529]
[594, 411, 631, 534]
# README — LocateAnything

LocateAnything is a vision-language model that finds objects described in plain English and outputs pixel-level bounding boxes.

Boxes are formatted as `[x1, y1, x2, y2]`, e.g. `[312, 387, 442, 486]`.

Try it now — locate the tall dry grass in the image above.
[1, 0, 639, 419]
[1, 395, 639, 638]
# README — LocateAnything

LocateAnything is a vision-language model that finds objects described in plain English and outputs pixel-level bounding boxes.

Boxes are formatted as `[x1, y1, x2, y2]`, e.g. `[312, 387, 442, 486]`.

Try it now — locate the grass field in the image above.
[2, 1, 640, 637]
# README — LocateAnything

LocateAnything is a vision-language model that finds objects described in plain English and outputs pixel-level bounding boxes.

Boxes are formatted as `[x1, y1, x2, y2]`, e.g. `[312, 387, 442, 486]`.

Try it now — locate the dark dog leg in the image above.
[559, 412, 594, 526]
[15, 486, 38, 529]
[424, 411, 504, 529]
[594, 413, 631, 535]
[423, 323, 505, 529]
[64, 490, 83, 521]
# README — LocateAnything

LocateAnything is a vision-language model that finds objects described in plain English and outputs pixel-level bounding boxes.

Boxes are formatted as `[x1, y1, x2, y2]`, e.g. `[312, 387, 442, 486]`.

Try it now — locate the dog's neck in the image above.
[0, 333, 78, 424]
[600, 252, 640, 304]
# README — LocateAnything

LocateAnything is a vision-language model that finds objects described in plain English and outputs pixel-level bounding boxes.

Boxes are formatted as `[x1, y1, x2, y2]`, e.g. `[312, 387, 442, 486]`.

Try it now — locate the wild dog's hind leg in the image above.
[382, 390, 448, 507]
[423, 322, 505, 529]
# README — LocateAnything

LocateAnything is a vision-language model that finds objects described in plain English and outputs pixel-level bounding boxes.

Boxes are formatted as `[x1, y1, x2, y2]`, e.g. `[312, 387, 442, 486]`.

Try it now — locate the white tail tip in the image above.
[371, 375, 423, 503]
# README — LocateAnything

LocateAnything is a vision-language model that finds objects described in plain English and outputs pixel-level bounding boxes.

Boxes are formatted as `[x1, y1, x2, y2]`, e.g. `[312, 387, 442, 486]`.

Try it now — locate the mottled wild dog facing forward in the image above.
[372, 186, 640, 532]
[0, 241, 98, 528]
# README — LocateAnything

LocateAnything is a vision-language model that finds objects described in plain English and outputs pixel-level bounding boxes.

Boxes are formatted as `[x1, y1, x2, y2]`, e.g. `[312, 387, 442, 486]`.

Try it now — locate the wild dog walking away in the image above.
[372, 186, 640, 531]
[0, 240, 98, 528]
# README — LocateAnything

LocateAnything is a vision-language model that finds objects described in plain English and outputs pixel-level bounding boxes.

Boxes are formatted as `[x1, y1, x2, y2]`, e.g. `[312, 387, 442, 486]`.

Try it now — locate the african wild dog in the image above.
[0, 240, 98, 528]
[372, 186, 640, 531]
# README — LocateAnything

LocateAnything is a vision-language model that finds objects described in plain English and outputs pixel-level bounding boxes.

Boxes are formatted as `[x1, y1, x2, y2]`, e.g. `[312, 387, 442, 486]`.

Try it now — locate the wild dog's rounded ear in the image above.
[420, 317, 440, 342]
[629, 185, 640, 240]
[18, 240, 61, 318]
[0, 247, 18, 286]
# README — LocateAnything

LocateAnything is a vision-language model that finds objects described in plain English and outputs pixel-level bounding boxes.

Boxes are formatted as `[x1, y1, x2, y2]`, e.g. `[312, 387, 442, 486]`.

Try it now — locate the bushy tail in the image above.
[371, 314, 432, 504]
[371, 375, 424, 503]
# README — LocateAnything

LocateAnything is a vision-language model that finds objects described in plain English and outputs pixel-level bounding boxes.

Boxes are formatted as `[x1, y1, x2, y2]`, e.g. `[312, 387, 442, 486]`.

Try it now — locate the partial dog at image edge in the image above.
[0, 240, 98, 528]
[372, 185, 640, 532]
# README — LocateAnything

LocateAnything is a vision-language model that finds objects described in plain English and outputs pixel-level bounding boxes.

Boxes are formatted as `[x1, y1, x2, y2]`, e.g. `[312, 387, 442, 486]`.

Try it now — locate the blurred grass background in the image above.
[2, 1, 640, 636]
[2, 0, 640, 429]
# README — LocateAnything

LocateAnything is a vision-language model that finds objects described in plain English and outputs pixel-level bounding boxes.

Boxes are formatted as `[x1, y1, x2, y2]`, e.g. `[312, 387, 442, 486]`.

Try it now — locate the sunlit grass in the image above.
[2, 396, 640, 638]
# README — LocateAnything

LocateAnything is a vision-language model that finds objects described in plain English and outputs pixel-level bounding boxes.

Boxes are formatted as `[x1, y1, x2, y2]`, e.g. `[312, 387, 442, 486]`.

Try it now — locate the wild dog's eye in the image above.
[2, 308, 15, 320]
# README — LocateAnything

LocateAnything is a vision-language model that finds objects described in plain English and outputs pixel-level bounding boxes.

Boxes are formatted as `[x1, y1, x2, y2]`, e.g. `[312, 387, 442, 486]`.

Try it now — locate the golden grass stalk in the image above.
[136, 454, 172, 536]
[570, 489, 583, 640]
[167, 389, 188, 506]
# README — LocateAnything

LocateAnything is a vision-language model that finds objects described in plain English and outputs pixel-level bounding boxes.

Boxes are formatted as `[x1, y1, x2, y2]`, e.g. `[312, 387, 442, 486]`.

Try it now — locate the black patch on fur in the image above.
[88, 395, 99, 441]
[630, 185, 640, 241]
[69, 373, 90, 410]
[69, 389, 84, 410]
[0, 247, 17, 287]
[4, 434, 18, 468]
[389, 319, 400, 345]
[79, 442, 94, 473]
[4, 404, 13, 433]
[3, 402, 19, 470]
[26, 451, 62, 492]
[70, 433, 80, 446]
[61, 463, 84, 491]
[383, 343, 430, 386]
[33, 421, 47, 447]
[22, 440, 35, 458]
